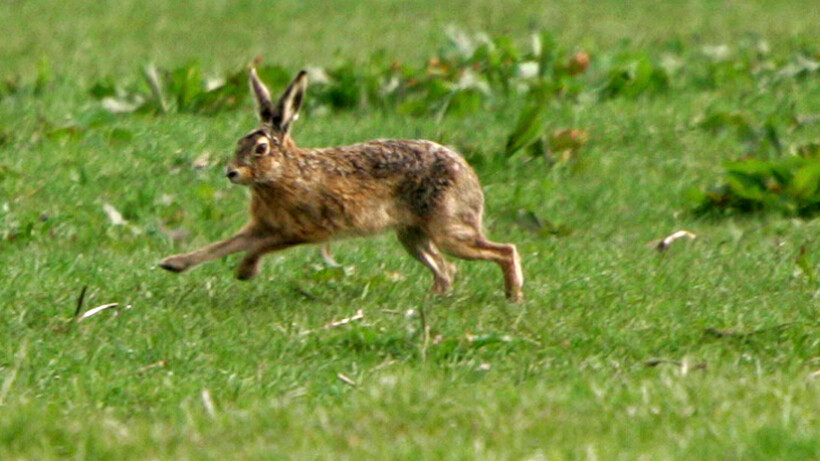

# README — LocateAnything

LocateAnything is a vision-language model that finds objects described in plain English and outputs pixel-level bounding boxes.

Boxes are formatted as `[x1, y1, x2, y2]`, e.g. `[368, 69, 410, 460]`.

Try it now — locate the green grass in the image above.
[3, 1, 820, 459]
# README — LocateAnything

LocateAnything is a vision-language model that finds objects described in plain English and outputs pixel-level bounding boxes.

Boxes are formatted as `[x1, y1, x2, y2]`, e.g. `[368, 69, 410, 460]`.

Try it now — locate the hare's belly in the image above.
[256, 195, 411, 242]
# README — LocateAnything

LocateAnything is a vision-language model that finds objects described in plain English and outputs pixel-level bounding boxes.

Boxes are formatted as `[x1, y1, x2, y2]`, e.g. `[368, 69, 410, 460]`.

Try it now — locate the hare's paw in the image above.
[159, 255, 192, 273]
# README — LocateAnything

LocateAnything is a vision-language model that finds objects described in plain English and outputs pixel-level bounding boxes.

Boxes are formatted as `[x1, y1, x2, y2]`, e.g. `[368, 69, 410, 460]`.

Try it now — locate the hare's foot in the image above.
[159, 254, 192, 273]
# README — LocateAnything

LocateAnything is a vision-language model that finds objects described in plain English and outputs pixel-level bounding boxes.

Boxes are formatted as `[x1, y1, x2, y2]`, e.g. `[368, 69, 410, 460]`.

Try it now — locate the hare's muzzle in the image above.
[225, 166, 239, 182]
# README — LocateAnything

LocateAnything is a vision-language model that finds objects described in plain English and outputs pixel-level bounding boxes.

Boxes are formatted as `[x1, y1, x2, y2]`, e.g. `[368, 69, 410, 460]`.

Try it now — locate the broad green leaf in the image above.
[791, 164, 820, 199]
[504, 82, 553, 156]
[504, 101, 549, 156]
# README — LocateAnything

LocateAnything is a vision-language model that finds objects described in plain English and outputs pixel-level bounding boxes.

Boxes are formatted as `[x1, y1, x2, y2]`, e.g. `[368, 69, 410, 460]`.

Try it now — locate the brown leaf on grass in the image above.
[548, 129, 589, 153]
[568, 51, 590, 76]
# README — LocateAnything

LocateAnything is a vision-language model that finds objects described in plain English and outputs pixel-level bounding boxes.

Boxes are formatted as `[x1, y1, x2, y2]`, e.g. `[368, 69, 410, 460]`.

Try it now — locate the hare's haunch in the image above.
[159, 69, 523, 301]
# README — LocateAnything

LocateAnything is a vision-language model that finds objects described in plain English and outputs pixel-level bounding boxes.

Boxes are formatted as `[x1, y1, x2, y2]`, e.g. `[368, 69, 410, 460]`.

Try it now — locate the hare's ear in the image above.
[270, 70, 308, 134]
[249, 68, 275, 122]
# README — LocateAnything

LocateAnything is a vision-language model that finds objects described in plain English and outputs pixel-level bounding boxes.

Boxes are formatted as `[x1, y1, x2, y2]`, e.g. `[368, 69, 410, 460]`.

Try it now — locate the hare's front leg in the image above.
[159, 226, 260, 273]
[235, 237, 298, 280]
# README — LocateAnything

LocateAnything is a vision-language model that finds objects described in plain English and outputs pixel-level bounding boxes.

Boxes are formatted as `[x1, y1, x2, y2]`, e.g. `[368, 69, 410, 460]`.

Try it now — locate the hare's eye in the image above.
[254, 143, 268, 155]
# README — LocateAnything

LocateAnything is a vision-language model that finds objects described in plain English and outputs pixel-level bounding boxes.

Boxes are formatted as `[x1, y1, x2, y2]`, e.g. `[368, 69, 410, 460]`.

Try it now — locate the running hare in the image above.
[159, 69, 523, 301]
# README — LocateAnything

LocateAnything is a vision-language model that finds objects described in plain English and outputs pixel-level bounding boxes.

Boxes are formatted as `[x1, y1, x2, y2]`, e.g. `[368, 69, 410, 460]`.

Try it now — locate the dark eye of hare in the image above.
[254, 143, 268, 155]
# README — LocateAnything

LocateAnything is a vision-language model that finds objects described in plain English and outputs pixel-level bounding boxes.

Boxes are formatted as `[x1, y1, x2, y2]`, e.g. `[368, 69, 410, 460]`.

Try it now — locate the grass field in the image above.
[2, 1, 820, 459]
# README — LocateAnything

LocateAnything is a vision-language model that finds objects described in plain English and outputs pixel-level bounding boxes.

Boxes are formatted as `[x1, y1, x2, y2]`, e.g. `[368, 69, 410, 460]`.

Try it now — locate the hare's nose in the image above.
[226, 168, 239, 180]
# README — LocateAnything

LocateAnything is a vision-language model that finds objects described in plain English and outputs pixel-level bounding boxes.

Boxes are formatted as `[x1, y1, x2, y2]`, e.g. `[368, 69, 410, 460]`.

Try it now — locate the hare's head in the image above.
[226, 69, 307, 185]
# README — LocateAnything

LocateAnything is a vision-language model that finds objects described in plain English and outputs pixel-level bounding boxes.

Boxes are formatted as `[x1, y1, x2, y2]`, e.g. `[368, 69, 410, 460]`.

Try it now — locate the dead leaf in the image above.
[568, 51, 590, 76]
[655, 230, 697, 251]
[192, 152, 211, 169]
[549, 129, 589, 153]
[102, 203, 127, 226]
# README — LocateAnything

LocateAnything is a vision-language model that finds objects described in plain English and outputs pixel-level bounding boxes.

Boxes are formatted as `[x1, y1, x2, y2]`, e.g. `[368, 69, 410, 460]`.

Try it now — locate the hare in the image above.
[159, 69, 523, 301]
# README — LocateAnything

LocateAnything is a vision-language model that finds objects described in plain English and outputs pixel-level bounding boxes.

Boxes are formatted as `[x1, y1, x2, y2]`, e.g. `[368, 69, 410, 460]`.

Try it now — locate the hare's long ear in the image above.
[249, 68, 275, 122]
[270, 70, 308, 135]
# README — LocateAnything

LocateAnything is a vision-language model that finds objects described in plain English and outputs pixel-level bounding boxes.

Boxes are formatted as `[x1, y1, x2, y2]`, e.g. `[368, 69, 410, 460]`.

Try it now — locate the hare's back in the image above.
[321, 139, 473, 180]
[326, 139, 483, 218]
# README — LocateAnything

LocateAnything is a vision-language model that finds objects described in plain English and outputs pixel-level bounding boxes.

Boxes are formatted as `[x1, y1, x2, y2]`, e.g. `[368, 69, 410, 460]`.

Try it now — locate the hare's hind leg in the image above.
[397, 227, 457, 294]
[430, 223, 523, 302]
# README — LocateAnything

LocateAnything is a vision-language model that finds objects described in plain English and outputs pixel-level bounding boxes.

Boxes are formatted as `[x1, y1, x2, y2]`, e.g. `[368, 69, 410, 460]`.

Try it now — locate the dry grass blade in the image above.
[418, 304, 431, 362]
[705, 322, 794, 339]
[137, 360, 168, 374]
[201, 389, 216, 418]
[645, 359, 707, 372]
[0, 340, 27, 406]
[336, 373, 357, 387]
[78, 303, 132, 321]
[645, 359, 682, 367]
[324, 309, 364, 329]
[143, 63, 168, 113]
[320, 243, 341, 267]
[292, 285, 325, 303]
[299, 309, 365, 335]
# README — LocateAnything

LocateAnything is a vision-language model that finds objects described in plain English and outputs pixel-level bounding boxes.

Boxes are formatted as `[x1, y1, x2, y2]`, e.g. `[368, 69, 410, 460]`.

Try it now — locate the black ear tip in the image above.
[297, 70, 308, 80]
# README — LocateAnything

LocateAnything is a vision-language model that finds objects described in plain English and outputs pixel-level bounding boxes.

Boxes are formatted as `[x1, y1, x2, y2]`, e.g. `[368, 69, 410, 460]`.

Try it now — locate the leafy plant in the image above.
[696, 109, 785, 157]
[694, 153, 820, 216]
[600, 51, 669, 99]
[92, 62, 258, 115]
[503, 85, 552, 157]
[82, 29, 597, 121]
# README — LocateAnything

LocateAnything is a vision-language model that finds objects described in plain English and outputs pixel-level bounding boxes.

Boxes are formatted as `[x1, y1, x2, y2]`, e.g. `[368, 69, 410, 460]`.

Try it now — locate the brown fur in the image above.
[159, 69, 523, 301]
